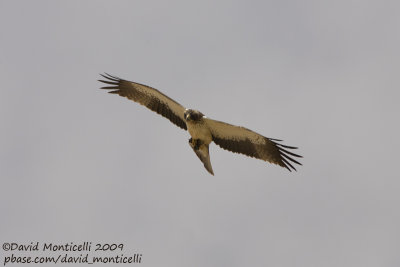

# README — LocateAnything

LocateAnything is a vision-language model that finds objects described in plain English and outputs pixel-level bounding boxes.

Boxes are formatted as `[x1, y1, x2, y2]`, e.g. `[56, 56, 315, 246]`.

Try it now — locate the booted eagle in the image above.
[99, 73, 302, 175]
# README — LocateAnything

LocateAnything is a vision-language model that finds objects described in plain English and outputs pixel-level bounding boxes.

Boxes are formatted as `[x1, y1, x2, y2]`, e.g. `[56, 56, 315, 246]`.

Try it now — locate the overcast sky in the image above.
[1, 1, 400, 266]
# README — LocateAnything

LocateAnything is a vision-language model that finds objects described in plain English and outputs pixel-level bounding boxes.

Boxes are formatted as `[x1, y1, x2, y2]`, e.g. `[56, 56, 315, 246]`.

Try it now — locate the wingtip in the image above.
[99, 73, 120, 82]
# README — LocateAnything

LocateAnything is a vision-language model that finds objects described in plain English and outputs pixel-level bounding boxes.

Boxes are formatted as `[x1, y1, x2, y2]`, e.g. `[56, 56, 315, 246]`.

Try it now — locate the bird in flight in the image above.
[99, 73, 302, 175]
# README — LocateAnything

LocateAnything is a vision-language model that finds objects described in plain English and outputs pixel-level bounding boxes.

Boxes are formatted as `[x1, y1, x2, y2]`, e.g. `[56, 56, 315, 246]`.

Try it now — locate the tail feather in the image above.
[189, 141, 214, 175]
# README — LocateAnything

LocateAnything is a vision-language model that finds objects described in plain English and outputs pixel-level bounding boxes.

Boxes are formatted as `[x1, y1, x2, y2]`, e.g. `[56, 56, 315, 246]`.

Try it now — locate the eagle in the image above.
[99, 73, 302, 175]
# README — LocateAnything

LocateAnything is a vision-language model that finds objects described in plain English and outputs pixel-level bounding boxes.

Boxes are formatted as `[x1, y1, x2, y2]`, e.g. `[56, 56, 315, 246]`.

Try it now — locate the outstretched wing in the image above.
[205, 118, 302, 171]
[99, 73, 187, 130]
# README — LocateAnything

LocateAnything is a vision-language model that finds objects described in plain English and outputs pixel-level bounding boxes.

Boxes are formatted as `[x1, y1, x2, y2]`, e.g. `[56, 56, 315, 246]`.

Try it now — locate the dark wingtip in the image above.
[281, 157, 296, 171]
[99, 73, 120, 82]
[279, 144, 299, 150]
[99, 73, 108, 79]
[100, 86, 119, 89]
[269, 138, 302, 171]
[105, 73, 121, 80]
[99, 73, 122, 91]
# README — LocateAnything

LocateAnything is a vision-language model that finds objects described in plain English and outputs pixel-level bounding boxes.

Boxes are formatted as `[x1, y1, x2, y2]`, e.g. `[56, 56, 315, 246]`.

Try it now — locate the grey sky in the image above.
[1, 1, 399, 266]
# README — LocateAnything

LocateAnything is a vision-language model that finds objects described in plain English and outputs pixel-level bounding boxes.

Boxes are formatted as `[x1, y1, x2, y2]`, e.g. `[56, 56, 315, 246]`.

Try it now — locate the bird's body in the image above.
[99, 73, 302, 175]
[185, 113, 212, 145]
[184, 109, 214, 174]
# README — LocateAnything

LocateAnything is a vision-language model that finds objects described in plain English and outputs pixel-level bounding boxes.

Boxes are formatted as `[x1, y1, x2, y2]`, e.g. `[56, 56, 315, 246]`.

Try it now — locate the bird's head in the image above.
[184, 109, 204, 122]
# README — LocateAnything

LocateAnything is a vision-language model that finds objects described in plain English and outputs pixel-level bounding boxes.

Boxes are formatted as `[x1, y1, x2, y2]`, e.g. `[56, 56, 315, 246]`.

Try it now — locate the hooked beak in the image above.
[184, 113, 191, 121]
